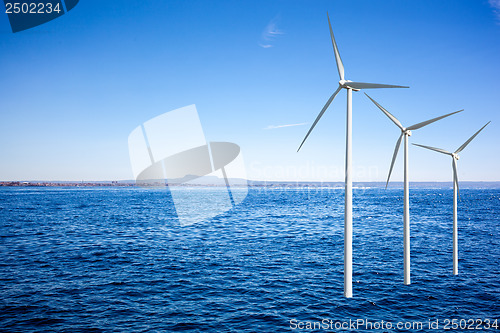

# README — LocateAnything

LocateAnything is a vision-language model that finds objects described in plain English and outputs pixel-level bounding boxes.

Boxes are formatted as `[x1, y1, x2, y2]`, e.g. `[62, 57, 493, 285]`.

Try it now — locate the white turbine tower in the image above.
[365, 93, 462, 285]
[413, 121, 491, 275]
[297, 13, 408, 298]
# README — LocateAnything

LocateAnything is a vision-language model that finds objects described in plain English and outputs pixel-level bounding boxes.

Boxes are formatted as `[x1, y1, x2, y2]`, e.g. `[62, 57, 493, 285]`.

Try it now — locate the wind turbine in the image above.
[413, 121, 490, 275]
[365, 93, 462, 285]
[297, 13, 408, 298]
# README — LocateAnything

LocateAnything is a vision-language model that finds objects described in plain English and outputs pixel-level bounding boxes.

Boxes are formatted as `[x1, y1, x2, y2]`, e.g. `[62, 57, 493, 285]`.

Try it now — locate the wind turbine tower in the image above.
[297, 13, 408, 297]
[365, 93, 462, 285]
[414, 121, 490, 275]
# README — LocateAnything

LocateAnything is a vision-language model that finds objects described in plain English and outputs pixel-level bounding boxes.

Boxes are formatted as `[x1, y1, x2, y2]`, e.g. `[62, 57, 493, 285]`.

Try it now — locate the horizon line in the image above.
[2, 180, 500, 184]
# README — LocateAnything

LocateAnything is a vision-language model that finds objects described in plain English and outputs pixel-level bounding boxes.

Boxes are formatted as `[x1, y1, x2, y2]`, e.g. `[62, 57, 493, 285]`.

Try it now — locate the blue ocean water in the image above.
[0, 186, 498, 332]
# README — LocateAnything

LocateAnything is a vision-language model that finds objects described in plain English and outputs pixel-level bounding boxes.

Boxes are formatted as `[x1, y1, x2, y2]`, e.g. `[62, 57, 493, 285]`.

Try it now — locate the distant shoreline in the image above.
[1, 181, 500, 189]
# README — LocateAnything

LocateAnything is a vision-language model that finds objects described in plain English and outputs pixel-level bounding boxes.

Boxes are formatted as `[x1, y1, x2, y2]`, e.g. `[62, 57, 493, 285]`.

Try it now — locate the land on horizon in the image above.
[2, 180, 500, 189]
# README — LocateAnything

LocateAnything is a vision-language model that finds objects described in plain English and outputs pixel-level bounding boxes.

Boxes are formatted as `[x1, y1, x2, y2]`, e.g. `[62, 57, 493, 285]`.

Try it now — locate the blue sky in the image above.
[0, 0, 499, 181]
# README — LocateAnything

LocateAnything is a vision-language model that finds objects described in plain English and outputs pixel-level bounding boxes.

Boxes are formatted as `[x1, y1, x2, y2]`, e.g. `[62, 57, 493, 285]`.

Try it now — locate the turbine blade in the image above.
[365, 93, 404, 130]
[452, 158, 460, 198]
[412, 143, 452, 155]
[407, 110, 463, 131]
[386, 133, 403, 188]
[454, 121, 491, 154]
[297, 86, 342, 152]
[346, 82, 409, 89]
[327, 12, 344, 81]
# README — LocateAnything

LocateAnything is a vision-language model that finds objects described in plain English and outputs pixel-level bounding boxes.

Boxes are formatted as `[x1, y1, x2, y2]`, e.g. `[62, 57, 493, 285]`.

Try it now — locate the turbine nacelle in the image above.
[364, 94, 463, 189]
[402, 129, 412, 137]
[297, 15, 410, 154]
[413, 121, 490, 203]
[339, 79, 360, 91]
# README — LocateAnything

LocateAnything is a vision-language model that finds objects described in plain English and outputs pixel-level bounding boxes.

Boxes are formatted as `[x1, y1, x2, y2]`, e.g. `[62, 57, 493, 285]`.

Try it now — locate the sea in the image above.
[0, 186, 498, 332]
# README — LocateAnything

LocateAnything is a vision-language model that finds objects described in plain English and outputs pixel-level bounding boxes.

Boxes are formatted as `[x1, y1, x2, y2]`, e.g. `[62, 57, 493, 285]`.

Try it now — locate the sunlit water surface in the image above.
[0, 187, 498, 332]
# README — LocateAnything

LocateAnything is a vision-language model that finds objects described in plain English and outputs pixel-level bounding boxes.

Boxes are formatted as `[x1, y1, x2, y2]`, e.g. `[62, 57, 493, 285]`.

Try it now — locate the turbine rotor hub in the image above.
[452, 153, 460, 160]
[403, 129, 412, 136]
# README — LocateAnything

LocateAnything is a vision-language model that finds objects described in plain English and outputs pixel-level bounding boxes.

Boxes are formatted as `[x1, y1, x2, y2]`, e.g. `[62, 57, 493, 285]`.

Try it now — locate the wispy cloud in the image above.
[259, 16, 284, 48]
[490, 0, 500, 20]
[264, 122, 307, 130]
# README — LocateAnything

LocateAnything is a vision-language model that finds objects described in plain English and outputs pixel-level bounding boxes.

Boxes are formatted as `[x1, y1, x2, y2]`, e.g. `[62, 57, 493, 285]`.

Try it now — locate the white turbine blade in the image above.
[455, 121, 491, 154]
[327, 12, 344, 81]
[297, 86, 342, 152]
[407, 110, 463, 131]
[386, 133, 403, 188]
[452, 158, 460, 198]
[412, 143, 452, 156]
[346, 82, 409, 89]
[365, 93, 404, 130]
